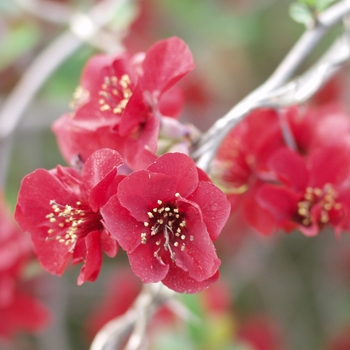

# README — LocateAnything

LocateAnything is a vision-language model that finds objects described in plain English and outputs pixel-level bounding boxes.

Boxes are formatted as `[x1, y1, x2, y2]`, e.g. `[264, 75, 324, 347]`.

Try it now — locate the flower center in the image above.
[140, 193, 194, 261]
[98, 74, 133, 115]
[296, 185, 342, 227]
[46, 200, 103, 252]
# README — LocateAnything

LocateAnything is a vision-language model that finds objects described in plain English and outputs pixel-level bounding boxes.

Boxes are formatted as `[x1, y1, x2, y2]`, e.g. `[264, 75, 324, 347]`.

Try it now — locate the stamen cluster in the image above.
[46, 200, 102, 252]
[98, 74, 132, 115]
[297, 185, 342, 227]
[140, 194, 194, 261]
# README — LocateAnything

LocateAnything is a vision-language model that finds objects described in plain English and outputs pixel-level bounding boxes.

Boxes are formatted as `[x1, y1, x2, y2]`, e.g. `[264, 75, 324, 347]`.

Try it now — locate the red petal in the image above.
[128, 243, 169, 283]
[267, 148, 308, 191]
[256, 184, 300, 224]
[77, 230, 102, 285]
[162, 267, 219, 294]
[100, 230, 118, 258]
[0, 275, 15, 308]
[148, 153, 199, 198]
[118, 84, 152, 136]
[121, 113, 159, 169]
[171, 201, 221, 281]
[187, 181, 230, 241]
[88, 169, 118, 212]
[81, 54, 115, 95]
[101, 195, 144, 252]
[140, 37, 195, 93]
[117, 171, 177, 222]
[82, 148, 123, 194]
[159, 86, 185, 118]
[309, 146, 350, 187]
[52, 113, 125, 165]
[242, 188, 278, 236]
[0, 292, 50, 338]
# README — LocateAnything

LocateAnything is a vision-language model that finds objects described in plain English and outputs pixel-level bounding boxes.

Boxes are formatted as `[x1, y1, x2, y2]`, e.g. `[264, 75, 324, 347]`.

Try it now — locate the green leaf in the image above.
[315, 0, 338, 11]
[289, 3, 315, 26]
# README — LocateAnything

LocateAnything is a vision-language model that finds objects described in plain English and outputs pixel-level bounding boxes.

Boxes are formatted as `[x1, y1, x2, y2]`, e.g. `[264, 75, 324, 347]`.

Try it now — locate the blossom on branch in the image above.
[213, 104, 350, 237]
[101, 152, 230, 293]
[15, 149, 123, 285]
[53, 37, 195, 170]
[256, 146, 350, 236]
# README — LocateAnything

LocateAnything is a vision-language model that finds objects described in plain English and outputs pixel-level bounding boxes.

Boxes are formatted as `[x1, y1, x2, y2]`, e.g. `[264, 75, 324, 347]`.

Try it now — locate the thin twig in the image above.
[0, 0, 129, 186]
[90, 283, 174, 350]
[12, 0, 73, 24]
[192, 0, 350, 172]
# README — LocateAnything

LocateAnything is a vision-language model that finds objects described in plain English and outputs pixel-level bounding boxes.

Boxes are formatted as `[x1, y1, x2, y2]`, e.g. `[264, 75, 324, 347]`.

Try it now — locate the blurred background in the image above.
[1, 0, 350, 349]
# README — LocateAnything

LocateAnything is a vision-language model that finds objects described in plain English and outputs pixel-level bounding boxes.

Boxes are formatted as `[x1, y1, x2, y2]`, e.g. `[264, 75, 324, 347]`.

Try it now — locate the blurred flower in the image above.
[256, 146, 350, 236]
[237, 314, 285, 350]
[53, 37, 194, 170]
[15, 148, 123, 285]
[102, 152, 230, 293]
[0, 192, 50, 339]
[213, 104, 350, 236]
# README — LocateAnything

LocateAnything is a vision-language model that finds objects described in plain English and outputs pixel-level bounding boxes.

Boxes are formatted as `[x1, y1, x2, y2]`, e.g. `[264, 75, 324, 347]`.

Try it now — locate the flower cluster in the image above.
[213, 103, 350, 237]
[52, 36, 195, 170]
[15, 37, 230, 293]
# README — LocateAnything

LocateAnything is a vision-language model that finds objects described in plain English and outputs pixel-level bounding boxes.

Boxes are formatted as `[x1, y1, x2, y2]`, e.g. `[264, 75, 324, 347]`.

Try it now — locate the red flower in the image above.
[289, 103, 350, 154]
[213, 104, 350, 236]
[237, 315, 285, 350]
[0, 192, 50, 339]
[15, 149, 124, 285]
[101, 152, 230, 293]
[53, 37, 194, 170]
[0, 290, 50, 340]
[212, 108, 286, 209]
[255, 146, 350, 236]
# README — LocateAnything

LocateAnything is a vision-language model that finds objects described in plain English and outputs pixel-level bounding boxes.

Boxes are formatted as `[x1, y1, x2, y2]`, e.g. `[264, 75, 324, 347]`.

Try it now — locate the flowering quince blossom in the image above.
[0, 192, 50, 339]
[14, 148, 124, 285]
[53, 36, 195, 170]
[101, 152, 230, 293]
[213, 103, 350, 236]
[255, 146, 350, 236]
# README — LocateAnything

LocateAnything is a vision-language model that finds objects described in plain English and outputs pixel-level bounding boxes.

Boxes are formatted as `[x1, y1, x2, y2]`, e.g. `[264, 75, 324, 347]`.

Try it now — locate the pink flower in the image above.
[213, 104, 350, 236]
[255, 146, 350, 236]
[0, 289, 50, 340]
[53, 37, 194, 170]
[0, 192, 50, 339]
[15, 149, 123, 285]
[237, 314, 285, 350]
[101, 152, 230, 293]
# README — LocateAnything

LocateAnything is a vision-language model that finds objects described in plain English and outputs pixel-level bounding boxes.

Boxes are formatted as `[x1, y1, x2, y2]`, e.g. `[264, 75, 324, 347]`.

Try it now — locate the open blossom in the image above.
[53, 37, 194, 170]
[101, 152, 230, 293]
[213, 104, 350, 236]
[15, 149, 124, 285]
[255, 146, 350, 236]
